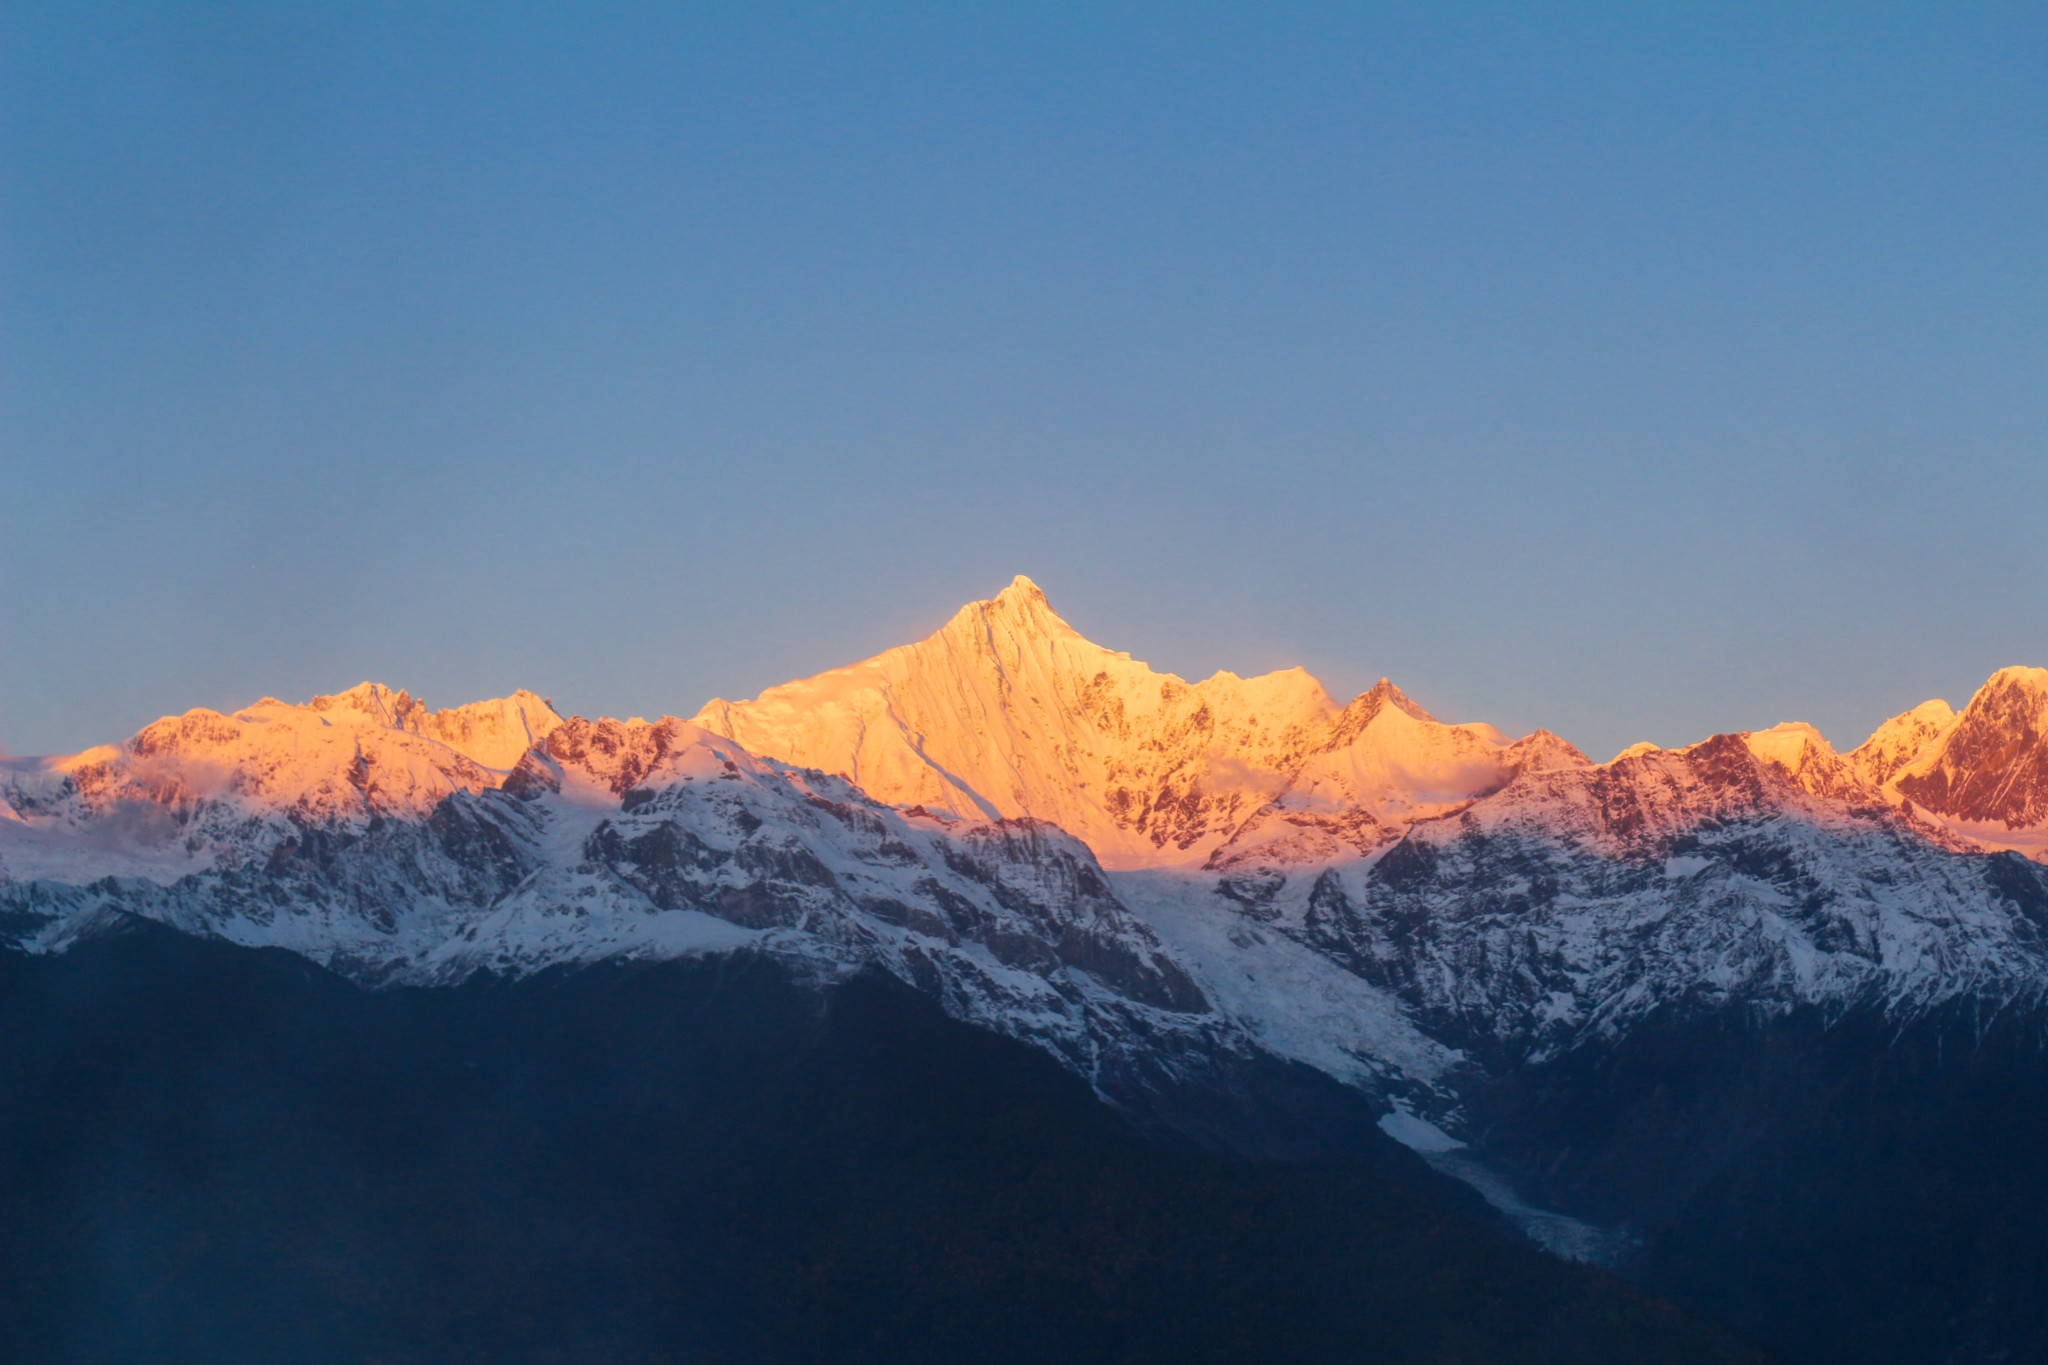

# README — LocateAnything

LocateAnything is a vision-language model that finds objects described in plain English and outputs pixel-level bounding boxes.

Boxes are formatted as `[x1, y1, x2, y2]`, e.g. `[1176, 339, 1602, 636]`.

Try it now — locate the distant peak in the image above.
[1741, 721, 1836, 769]
[1750, 720, 1828, 741]
[321, 680, 404, 705]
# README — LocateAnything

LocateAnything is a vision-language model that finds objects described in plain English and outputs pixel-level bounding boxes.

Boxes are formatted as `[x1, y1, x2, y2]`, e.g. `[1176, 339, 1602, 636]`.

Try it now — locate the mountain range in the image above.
[9, 575, 2048, 1361]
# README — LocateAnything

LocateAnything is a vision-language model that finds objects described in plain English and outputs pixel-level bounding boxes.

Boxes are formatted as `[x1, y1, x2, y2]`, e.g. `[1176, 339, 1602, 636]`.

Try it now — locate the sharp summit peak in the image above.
[983, 573, 1054, 612]
[943, 573, 1078, 640]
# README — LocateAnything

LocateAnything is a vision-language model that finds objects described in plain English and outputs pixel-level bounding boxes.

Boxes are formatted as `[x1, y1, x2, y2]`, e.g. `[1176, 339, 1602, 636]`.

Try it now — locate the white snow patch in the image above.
[1377, 1109, 1465, 1153]
[1421, 1150, 1632, 1265]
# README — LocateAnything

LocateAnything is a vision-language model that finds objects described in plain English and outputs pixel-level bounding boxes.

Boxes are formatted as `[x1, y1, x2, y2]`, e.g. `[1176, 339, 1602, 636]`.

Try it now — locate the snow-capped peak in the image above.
[692, 578, 1342, 864]
[690, 578, 1559, 870]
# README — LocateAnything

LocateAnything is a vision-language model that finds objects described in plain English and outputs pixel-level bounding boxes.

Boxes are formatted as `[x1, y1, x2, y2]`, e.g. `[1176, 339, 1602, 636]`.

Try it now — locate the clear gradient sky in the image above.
[4, 3, 2044, 760]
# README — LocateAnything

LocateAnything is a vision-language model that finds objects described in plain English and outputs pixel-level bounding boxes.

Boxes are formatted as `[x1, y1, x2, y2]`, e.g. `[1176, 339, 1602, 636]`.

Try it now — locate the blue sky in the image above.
[4, 3, 2043, 758]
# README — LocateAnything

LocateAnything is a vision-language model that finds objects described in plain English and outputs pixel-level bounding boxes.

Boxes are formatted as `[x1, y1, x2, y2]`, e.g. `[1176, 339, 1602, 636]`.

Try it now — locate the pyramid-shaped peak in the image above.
[1360, 678, 1436, 722]
[1327, 678, 1436, 744]
[982, 574, 1062, 621]
[952, 574, 1084, 642]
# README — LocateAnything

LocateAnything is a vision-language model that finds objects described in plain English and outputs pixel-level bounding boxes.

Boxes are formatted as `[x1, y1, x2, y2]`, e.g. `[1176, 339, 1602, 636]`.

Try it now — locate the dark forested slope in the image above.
[0, 923, 1762, 1364]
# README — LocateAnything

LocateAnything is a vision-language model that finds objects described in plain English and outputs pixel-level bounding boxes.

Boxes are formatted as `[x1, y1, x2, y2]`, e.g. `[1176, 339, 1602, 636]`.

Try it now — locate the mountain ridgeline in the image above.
[9, 576, 2048, 1361]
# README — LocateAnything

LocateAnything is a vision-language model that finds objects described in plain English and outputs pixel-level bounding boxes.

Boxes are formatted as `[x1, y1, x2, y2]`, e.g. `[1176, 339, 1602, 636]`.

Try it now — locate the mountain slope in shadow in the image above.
[0, 923, 1765, 1364]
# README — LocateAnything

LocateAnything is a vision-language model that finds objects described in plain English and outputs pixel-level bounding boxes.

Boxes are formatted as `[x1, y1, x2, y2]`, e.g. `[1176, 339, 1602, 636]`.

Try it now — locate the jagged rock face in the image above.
[1894, 667, 2048, 829]
[510, 714, 707, 796]
[692, 577, 1540, 869]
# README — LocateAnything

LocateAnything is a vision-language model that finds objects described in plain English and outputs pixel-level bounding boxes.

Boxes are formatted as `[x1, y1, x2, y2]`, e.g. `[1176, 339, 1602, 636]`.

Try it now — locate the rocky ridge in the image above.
[2, 691, 1456, 1126]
